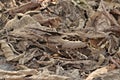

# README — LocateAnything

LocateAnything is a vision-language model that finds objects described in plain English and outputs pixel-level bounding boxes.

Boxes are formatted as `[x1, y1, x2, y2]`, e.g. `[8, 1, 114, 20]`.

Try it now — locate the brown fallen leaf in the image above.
[86, 68, 106, 80]
[32, 13, 61, 28]
[0, 69, 38, 80]
[6, 2, 39, 16]
[85, 64, 116, 80]
[0, 40, 25, 61]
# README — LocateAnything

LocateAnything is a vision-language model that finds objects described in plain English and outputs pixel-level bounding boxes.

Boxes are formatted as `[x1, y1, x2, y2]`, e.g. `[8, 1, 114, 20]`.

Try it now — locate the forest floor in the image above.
[0, 0, 120, 80]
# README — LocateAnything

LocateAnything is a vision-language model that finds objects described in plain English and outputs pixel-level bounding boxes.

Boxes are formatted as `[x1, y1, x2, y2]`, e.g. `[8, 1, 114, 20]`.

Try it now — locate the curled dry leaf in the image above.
[85, 64, 116, 80]
[0, 69, 38, 80]
[60, 40, 87, 50]
[85, 66, 108, 80]
[0, 40, 16, 61]
[1, 13, 37, 33]
[94, 69, 120, 80]
[32, 13, 61, 28]
[6, 2, 40, 16]
[0, 40, 24, 61]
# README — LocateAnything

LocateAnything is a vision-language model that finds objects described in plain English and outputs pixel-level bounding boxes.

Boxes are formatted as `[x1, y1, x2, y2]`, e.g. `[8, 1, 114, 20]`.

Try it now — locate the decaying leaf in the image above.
[0, 40, 24, 61]
[0, 0, 120, 80]
[85, 64, 116, 80]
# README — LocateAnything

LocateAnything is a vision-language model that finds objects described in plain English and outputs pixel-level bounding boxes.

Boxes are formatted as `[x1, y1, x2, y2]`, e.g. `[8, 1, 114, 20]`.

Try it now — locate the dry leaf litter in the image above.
[0, 0, 120, 80]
